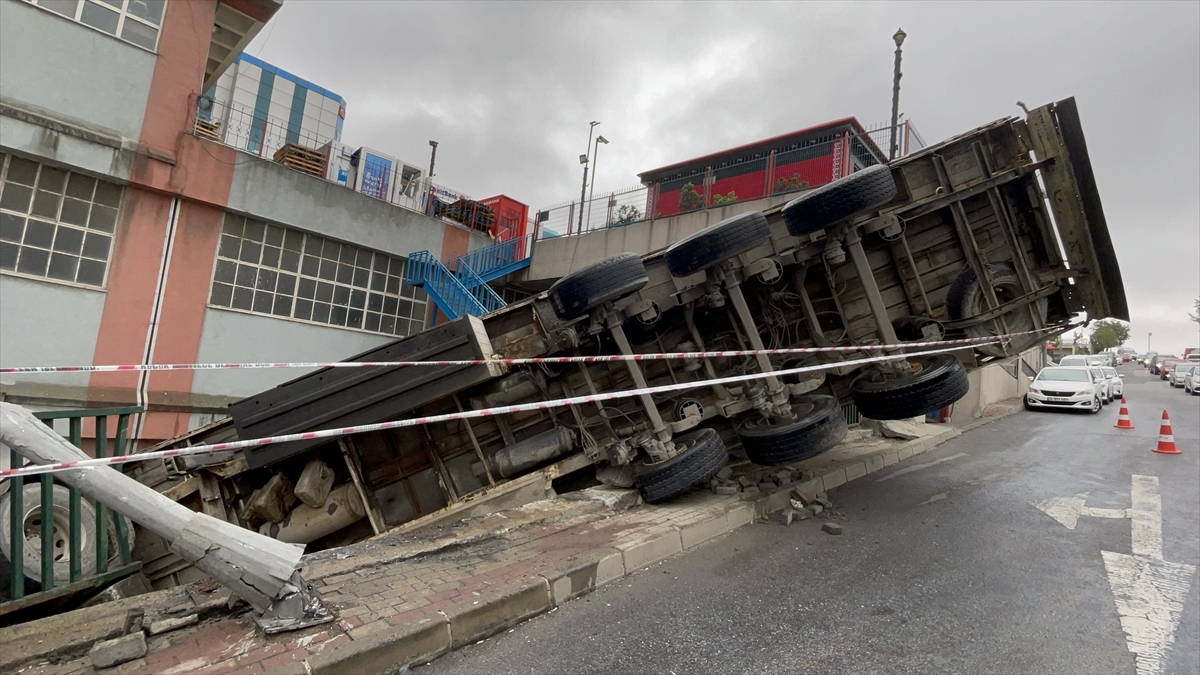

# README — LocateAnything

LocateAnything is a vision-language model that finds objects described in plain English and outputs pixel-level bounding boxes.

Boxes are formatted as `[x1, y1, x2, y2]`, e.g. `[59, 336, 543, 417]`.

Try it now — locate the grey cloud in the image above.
[251, 1, 1199, 353]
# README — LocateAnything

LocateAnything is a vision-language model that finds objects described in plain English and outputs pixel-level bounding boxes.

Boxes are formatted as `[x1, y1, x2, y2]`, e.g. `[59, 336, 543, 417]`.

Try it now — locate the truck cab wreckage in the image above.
[2, 99, 1127, 627]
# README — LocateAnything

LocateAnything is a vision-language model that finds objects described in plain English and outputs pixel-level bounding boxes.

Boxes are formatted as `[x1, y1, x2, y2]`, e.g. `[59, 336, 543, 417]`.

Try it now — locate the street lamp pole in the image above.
[427, 140, 438, 217]
[888, 28, 907, 161]
[586, 135, 609, 231]
[579, 121, 599, 232]
[1148, 332, 1152, 352]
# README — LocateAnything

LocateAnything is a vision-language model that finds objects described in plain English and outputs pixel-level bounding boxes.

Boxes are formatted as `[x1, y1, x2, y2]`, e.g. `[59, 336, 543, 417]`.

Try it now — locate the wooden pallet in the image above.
[273, 143, 326, 177]
[194, 118, 221, 141]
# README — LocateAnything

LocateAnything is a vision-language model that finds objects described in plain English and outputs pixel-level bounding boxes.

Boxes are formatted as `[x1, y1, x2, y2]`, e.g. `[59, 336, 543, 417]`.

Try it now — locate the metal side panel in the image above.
[232, 316, 500, 469]
[1024, 98, 1128, 322]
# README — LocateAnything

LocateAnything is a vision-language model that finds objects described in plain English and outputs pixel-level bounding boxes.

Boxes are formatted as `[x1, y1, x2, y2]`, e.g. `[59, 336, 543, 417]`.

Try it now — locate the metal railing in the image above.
[450, 233, 534, 281]
[3, 407, 140, 612]
[533, 121, 927, 241]
[190, 98, 481, 232]
[404, 251, 488, 320]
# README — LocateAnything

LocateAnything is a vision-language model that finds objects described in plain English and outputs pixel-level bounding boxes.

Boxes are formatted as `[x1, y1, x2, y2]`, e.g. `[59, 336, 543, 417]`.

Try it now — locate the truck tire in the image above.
[851, 353, 969, 420]
[548, 253, 649, 320]
[664, 212, 770, 278]
[633, 428, 728, 504]
[736, 395, 848, 466]
[0, 484, 96, 584]
[945, 262, 1047, 357]
[782, 165, 897, 236]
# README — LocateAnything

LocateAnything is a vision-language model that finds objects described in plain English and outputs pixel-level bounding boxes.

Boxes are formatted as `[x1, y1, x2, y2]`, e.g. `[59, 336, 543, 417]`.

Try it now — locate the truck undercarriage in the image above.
[122, 98, 1126, 588]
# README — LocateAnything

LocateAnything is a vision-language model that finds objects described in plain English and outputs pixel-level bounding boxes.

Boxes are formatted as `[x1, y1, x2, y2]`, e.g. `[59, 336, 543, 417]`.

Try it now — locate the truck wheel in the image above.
[945, 262, 1047, 357]
[851, 353, 969, 420]
[664, 212, 770, 278]
[736, 395, 848, 466]
[548, 253, 649, 320]
[633, 428, 728, 504]
[782, 165, 897, 236]
[0, 484, 97, 584]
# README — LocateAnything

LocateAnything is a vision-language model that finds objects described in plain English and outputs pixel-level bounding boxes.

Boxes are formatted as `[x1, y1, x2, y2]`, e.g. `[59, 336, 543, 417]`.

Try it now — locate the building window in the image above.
[210, 214, 430, 337]
[0, 153, 120, 288]
[24, 0, 165, 51]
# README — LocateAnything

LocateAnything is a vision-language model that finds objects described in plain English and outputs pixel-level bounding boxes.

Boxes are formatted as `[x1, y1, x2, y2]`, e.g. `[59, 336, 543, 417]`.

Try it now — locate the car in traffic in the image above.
[1025, 366, 1104, 413]
[1150, 355, 1177, 375]
[1141, 352, 1158, 367]
[1091, 367, 1114, 403]
[1160, 360, 1186, 381]
[1118, 347, 1137, 362]
[1184, 367, 1200, 395]
[1059, 355, 1103, 368]
[1168, 363, 1197, 388]
[1101, 366, 1123, 400]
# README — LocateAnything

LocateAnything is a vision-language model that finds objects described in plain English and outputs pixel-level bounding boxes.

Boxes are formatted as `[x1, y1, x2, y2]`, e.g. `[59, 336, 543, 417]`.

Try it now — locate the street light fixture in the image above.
[888, 28, 907, 161]
[586, 135, 609, 230]
[578, 121, 599, 232]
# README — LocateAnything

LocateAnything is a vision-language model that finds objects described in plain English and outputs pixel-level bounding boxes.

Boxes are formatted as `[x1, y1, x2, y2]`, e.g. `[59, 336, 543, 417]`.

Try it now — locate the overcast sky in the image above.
[248, 1, 1200, 355]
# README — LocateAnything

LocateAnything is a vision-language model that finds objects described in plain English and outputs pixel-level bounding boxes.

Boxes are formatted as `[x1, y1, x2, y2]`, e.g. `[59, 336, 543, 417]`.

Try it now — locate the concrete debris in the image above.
[822, 522, 843, 535]
[80, 573, 152, 608]
[814, 496, 833, 509]
[716, 466, 734, 481]
[791, 489, 817, 506]
[867, 417, 927, 441]
[779, 508, 813, 526]
[757, 481, 777, 492]
[566, 486, 642, 511]
[810, 504, 824, 516]
[122, 608, 145, 636]
[737, 476, 756, 488]
[739, 486, 761, 501]
[89, 632, 147, 669]
[713, 484, 740, 496]
[148, 613, 199, 636]
[774, 470, 793, 484]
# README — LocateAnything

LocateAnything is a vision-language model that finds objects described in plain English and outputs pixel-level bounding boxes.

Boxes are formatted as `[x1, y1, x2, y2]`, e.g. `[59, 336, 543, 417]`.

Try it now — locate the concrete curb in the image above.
[270, 424, 972, 674]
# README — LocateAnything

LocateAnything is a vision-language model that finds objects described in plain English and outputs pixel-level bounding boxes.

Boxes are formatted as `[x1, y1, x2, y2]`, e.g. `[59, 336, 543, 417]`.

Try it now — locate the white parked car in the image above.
[1090, 367, 1114, 404]
[1170, 364, 1198, 389]
[1101, 366, 1123, 400]
[1184, 367, 1200, 395]
[1059, 355, 1105, 368]
[1025, 366, 1104, 414]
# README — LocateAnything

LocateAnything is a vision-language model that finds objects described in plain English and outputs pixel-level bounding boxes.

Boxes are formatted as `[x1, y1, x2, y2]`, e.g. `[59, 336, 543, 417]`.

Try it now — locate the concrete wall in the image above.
[954, 348, 1047, 421]
[0, 275, 105, 401]
[528, 193, 795, 280]
[191, 307, 395, 402]
[228, 157, 491, 259]
[0, 1, 154, 143]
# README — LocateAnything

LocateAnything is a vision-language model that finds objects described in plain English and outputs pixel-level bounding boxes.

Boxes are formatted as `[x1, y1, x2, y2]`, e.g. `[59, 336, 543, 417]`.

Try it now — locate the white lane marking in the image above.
[1033, 492, 1089, 529]
[1083, 507, 1130, 519]
[875, 452, 968, 482]
[1130, 475, 1163, 560]
[1101, 551, 1196, 675]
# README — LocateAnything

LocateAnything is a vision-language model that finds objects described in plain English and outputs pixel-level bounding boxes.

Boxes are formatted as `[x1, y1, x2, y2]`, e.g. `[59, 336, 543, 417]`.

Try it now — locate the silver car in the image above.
[1184, 367, 1200, 395]
[1101, 366, 1123, 400]
[1170, 363, 1198, 389]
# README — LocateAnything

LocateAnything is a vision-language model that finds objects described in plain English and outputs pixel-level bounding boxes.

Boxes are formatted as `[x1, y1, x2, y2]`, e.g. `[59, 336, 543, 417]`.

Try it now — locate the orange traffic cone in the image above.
[1114, 397, 1135, 429]
[1152, 410, 1181, 454]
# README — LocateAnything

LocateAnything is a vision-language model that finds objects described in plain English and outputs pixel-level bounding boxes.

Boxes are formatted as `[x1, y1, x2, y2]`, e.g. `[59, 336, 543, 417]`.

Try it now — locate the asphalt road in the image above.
[419, 362, 1199, 675]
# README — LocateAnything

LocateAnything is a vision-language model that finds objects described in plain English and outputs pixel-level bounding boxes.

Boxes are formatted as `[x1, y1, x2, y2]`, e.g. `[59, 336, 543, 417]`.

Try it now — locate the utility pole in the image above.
[579, 121, 599, 232]
[427, 140, 438, 217]
[586, 135, 608, 231]
[888, 28, 907, 161]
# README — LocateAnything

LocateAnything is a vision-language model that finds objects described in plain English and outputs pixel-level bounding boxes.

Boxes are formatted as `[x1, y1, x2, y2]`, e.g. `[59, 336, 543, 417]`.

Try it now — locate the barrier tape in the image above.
[0, 328, 1057, 374]
[1, 343, 994, 479]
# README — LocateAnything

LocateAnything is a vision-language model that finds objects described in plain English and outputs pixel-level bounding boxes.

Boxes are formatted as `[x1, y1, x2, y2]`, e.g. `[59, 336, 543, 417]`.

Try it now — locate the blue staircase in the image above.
[405, 234, 533, 322]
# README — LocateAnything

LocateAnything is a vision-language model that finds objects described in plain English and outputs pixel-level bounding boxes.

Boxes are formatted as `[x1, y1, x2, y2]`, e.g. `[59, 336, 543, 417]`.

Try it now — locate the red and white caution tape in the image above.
[1, 343, 993, 480]
[0, 328, 1056, 375]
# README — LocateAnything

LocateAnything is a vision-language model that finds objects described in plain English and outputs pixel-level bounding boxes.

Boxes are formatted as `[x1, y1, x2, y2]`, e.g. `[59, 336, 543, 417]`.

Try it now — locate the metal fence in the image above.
[3, 408, 139, 614]
[191, 98, 485, 236]
[533, 120, 927, 241]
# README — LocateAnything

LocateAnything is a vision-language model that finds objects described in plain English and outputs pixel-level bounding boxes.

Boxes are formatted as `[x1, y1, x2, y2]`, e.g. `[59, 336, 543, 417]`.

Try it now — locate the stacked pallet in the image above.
[272, 143, 326, 177]
[194, 118, 221, 141]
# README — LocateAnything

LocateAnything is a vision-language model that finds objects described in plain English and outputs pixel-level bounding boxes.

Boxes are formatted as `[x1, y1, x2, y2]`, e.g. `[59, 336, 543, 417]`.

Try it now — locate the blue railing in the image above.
[405, 251, 487, 320]
[406, 235, 532, 322]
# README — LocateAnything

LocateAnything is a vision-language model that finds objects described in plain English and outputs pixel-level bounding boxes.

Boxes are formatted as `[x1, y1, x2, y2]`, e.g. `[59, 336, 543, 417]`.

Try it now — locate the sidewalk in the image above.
[7, 410, 1013, 675]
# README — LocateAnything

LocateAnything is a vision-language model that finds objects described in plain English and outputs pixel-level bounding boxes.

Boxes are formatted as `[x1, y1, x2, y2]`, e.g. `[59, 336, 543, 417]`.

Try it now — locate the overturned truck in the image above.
[129, 98, 1125, 585]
